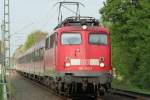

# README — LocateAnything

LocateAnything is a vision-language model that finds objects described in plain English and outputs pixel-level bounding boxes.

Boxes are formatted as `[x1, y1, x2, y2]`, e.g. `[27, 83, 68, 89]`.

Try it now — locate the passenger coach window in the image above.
[89, 33, 107, 45]
[50, 34, 55, 48]
[61, 33, 81, 45]
[45, 37, 50, 49]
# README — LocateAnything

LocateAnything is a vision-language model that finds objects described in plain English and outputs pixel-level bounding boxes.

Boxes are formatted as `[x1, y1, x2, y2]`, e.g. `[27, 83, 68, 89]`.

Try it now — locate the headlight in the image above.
[82, 25, 88, 30]
[100, 62, 105, 67]
[65, 57, 71, 67]
[65, 63, 71, 67]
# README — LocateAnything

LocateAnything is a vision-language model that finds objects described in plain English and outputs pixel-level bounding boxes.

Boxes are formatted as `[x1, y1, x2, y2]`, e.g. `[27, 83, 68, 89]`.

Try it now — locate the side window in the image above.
[45, 37, 50, 49]
[24, 55, 28, 63]
[23, 56, 25, 63]
[28, 53, 32, 63]
[19, 58, 22, 63]
[20, 57, 22, 63]
[32, 52, 35, 62]
[26, 54, 29, 63]
[55, 33, 58, 47]
[50, 34, 55, 48]
[35, 50, 40, 61]
[39, 48, 44, 60]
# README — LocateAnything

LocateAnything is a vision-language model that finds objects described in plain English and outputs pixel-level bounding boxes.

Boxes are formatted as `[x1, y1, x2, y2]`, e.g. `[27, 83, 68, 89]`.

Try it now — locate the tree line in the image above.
[14, 30, 47, 59]
[100, 0, 150, 89]
[16, 30, 47, 53]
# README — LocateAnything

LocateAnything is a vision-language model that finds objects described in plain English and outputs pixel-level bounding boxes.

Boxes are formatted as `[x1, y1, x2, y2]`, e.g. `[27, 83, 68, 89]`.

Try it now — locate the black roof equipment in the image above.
[54, 16, 99, 29]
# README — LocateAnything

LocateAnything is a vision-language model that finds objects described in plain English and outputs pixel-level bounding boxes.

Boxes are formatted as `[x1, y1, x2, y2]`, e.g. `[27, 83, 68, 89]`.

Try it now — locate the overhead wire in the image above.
[10, 22, 34, 37]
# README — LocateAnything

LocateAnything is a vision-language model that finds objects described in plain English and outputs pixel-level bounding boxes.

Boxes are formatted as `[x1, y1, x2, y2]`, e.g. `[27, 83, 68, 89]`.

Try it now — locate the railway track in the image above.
[111, 88, 150, 100]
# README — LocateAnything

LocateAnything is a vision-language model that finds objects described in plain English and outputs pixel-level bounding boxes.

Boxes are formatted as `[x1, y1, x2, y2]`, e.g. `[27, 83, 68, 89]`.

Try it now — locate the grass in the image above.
[112, 78, 150, 95]
[0, 84, 3, 100]
[0, 74, 3, 100]
[7, 78, 15, 100]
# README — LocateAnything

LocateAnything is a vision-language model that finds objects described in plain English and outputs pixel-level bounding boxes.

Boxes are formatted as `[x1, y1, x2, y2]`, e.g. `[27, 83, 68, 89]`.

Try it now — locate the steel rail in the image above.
[111, 88, 150, 100]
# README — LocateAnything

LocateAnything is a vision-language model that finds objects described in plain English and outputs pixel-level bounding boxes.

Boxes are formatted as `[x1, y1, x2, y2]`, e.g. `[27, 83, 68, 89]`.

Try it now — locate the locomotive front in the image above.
[56, 17, 112, 97]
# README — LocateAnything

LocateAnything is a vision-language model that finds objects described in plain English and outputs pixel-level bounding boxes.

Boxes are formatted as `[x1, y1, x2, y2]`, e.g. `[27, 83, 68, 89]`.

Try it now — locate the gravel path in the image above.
[7, 71, 61, 100]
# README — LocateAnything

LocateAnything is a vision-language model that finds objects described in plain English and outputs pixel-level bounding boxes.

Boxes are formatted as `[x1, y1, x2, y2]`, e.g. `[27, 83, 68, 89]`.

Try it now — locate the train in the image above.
[15, 16, 112, 99]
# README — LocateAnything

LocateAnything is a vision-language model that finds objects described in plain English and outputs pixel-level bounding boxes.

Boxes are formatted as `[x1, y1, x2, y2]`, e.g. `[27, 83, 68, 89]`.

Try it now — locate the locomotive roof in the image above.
[56, 26, 110, 34]
[54, 16, 99, 29]
[54, 16, 109, 34]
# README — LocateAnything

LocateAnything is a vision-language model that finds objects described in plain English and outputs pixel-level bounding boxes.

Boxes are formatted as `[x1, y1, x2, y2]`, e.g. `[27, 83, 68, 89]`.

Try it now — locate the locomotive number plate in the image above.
[90, 59, 99, 65]
[81, 59, 99, 65]
[70, 59, 99, 66]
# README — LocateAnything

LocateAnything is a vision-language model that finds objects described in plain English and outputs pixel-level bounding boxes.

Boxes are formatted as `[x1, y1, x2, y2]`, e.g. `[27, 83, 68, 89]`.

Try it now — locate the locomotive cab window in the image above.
[61, 33, 81, 45]
[89, 33, 107, 45]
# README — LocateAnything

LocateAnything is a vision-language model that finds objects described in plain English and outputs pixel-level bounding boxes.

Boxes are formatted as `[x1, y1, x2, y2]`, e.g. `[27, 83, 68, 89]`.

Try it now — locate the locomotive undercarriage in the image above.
[54, 72, 112, 99]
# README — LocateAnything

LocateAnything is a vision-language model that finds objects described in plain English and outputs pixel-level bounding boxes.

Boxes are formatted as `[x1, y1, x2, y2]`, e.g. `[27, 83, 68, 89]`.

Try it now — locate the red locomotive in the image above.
[16, 16, 112, 99]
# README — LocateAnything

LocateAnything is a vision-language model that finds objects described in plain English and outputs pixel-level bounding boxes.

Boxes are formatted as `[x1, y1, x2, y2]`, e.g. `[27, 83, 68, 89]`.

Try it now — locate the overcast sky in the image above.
[0, 0, 105, 55]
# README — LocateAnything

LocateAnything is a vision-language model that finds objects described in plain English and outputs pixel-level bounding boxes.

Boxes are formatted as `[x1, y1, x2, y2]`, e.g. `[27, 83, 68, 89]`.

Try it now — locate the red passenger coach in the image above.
[16, 16, 112, 98]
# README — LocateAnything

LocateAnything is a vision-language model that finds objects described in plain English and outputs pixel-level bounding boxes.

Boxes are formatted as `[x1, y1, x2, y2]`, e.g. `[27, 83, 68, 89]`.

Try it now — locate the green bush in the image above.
[100, 0, 150, 90]
[0, 84, 3, 100]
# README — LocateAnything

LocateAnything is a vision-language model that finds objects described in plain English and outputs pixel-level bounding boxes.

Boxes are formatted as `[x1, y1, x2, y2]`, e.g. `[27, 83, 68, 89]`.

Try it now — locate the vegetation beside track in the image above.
[23, 30, 47, 51]
[7, 78, 15, 100]
[14, 30, 47, 54]
[13, 30, 47, 63]
[0, 84, 3, 100]
[0, 75, 3, 100]
[112, 79, 150, 95]
[100, 0, 150, 90]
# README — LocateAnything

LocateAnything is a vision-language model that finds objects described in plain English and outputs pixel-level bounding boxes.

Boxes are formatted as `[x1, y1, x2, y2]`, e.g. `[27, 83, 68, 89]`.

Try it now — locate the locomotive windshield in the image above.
[61, 33, 81, 45]
[89, 33, 107, 45]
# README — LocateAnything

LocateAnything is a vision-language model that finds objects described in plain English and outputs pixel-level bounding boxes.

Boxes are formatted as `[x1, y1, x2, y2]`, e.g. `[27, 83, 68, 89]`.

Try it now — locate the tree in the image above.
[100, 0, 150, 89]
[23, 30, 47, 50]
[13, 30, 47, 59]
